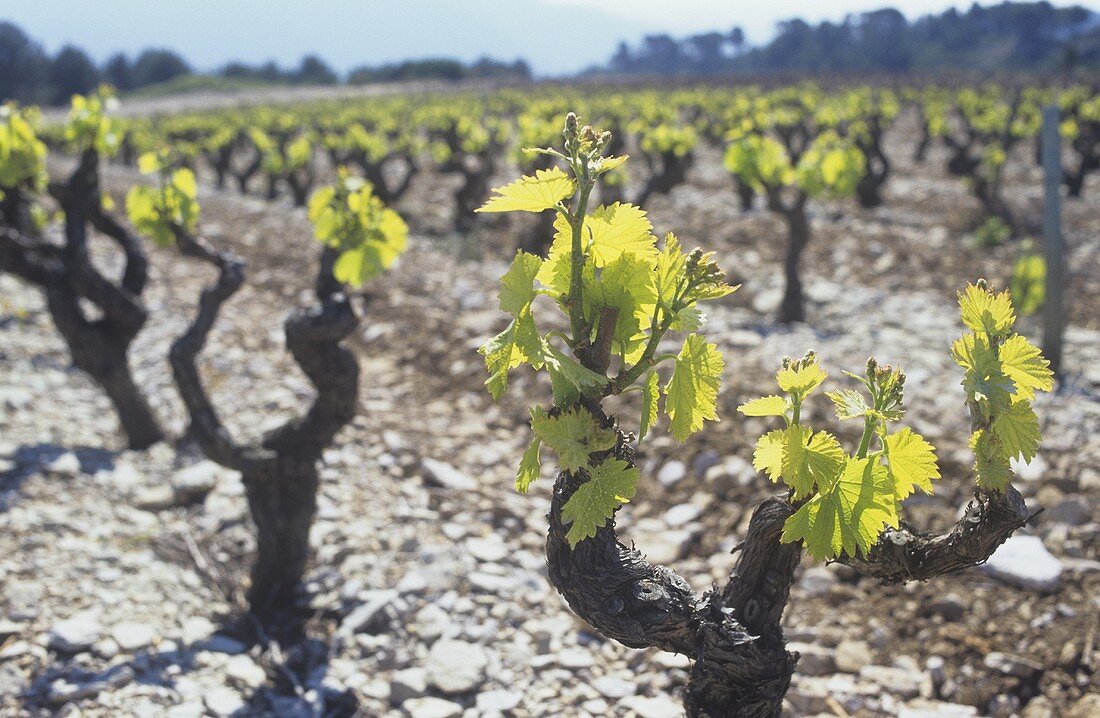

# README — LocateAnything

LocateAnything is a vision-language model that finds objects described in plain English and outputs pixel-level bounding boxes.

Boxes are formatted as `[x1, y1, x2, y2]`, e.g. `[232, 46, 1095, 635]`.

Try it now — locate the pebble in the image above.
[1044, 496, 1092, 526]
[339, 589, 398, 636]
[203, 686, 246, 717]
[225, 654, 267, 689]
[402, 696, 463, 718]
[788, 642, 836, 676]
[621, 694, 684, 718]
[983, 535, 1063, 592]
[656, 460, 687, 487]
[424, 639, 489, 694]
[592, 675, 636, 699]
[476, 689, 523, 711]
[983, 651, 1043, 678]
[48, 612, 102, 653]
[170, 460, 223, 503]
[859, 665, 922, 698]
[44, 452, 81, 476]
[834, 639, 873, 673]
[421, 458, 477, 491]
[110, 621, 157, 652]
[389, 667, 428, 703]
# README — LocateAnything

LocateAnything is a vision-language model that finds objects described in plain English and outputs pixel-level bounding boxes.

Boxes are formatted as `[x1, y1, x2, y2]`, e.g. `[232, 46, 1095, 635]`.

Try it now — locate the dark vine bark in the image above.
[169, 229, 359, 627]
[855, 117, 890, 209]
[764, 188, 809, 325]
[545, 424, 1036, 716]
[0, 150, 164, 449]
[635, 150, 694, 208]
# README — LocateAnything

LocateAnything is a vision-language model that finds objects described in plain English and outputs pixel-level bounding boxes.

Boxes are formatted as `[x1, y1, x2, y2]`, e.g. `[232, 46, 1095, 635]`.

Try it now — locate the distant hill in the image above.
[603, 2, 1100, 76]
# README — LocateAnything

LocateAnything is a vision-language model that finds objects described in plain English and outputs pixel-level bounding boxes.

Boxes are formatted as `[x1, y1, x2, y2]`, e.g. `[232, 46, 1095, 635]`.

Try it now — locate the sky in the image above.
[3, 0, 1100, 75]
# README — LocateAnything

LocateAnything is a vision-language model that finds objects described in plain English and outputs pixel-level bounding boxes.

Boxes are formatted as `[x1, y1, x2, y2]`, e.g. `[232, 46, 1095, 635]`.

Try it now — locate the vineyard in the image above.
[1, 80, 1099, 718]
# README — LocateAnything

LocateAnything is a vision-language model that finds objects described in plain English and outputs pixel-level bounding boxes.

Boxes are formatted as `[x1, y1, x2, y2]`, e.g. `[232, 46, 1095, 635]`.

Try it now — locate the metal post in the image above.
[1040, 105, 1065, 381]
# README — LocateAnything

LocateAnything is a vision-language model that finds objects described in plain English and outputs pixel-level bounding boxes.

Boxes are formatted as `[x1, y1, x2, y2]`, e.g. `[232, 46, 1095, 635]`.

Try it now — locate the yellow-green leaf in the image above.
[515, 437, 542, 494]
[561, 458, 639, 547]
[958, 283, 1015, 337]
[639, 370, 659, 441]
[737, 395, 788, 417]
[782, 456, 899, 561]
[665, 334, 724, 441]
[477, 167, 574, 213]
[883, 427, 940, 500]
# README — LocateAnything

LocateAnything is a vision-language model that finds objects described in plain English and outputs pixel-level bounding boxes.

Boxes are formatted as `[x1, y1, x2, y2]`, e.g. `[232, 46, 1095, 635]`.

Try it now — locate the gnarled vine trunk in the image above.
[544, 422, 1034, 716]
[170, 232, 359, 627]
[0, 150, 163, 449]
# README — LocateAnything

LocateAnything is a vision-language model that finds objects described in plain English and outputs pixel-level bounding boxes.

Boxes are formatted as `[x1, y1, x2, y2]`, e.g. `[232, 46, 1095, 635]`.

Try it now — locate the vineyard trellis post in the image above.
[1041, 104, 1065, 381]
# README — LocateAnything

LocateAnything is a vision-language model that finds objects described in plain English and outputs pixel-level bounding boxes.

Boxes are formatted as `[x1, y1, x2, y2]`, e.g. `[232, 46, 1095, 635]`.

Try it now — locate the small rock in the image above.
[983, 651, 1043, 679]
[413, 603, 452, 641]
[389, 667, 428, 703]
[466, 535, 509, 563]
[421, 458, 477, 491]
[402, 697, 463, 718]
[898, 700, 978, 717]
[921, 595, 966, 622]
[476, 689, 523, 711]
[1067, 694, 1100, 718]
[45, 451, 81, 476]
[49, 613, 101, 653]
[225, 654, 267, 689]
[204, 687, 246, 717]
[983, 535, 1063, 592]
[592, 675, 636, 699]
[662, 503, 702, 527]
[788, 642, 836, 676]
[110, 621, 157, 652]
[424, 639, 489, 694]
[622, 694, 683, 718]
[171, 461, 223, 503]
[834, 640, 873, 674]
[339, 589, 398, 636]
[657, 460, 687, 487]
[0, 620, 24, 640]
[133, 485, 176, 511]
[859, 664, 922, 698]
[798, 566, 837, 597]
[1044, 496, 1092, 526]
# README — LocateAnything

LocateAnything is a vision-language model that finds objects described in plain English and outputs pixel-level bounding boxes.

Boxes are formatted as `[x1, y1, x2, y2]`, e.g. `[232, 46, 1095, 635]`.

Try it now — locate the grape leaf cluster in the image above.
[478, 114, 736, 547]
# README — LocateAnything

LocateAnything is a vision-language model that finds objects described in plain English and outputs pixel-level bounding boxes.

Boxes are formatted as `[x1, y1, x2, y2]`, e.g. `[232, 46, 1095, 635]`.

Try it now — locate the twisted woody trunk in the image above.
[0, 149, 164, 449]
[546, 431, 1032, 716]
[169, 232, 359, 624]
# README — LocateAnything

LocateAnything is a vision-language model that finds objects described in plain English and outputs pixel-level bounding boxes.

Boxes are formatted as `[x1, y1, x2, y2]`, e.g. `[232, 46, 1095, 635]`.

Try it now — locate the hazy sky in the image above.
[4, 0, 1099, 75]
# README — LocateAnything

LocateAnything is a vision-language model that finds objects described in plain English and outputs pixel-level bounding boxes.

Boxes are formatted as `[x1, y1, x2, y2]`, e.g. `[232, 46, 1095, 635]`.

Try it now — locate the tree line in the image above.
[603, 1, 1100, 76]
[0, 21, 531, 106]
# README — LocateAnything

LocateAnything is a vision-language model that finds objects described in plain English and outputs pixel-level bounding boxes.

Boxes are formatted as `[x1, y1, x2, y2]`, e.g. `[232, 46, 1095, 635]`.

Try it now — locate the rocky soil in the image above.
[1, 102, 1098, 718]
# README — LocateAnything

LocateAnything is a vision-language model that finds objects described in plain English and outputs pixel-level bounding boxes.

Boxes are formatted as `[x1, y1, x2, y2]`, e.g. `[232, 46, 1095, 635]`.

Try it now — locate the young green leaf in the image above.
[560, 458, 640, 547]
[781, 456, 899, 560]
[477, 167, 575, 213]
[737, 395, 788, 417]
[530, 407, 616, 474]
[665, 334, 724, 441]
[639, 370, 659, 441]
[882, 427, 940, 500]
[515, 437, 542, 494]
[958, 283, 1015, 337]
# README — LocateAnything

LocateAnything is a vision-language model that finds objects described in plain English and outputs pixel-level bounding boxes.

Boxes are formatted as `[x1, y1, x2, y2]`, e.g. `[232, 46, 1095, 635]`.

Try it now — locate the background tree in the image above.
[0, 22, 49, 103]
[46, 45, 101, 106]
[131, 48, 191, 88]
